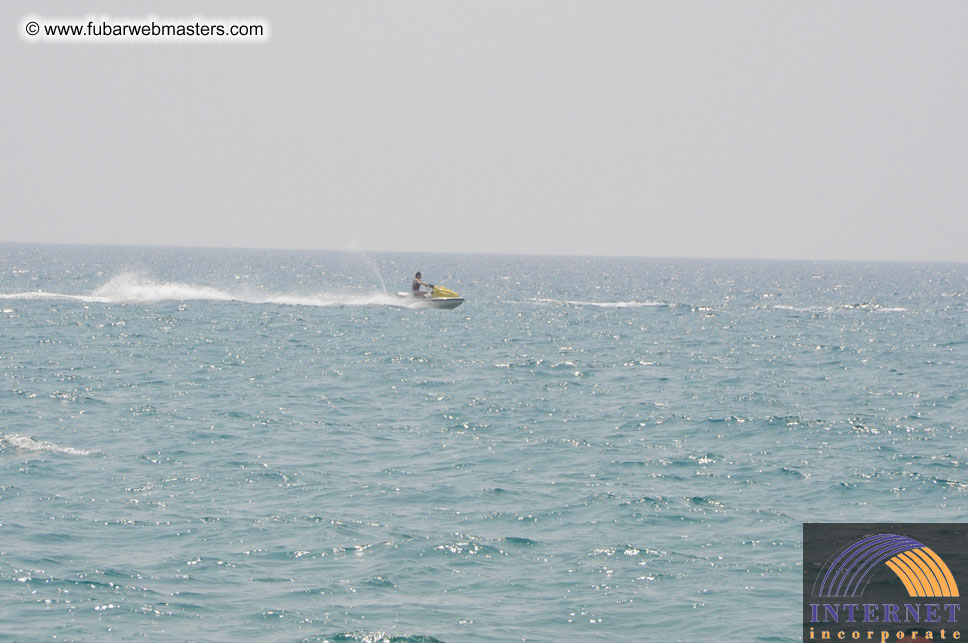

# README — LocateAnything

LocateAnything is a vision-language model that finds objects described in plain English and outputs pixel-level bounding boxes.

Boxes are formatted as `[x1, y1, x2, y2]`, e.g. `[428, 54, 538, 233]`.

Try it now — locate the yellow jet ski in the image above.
[396, 285, 465, 309]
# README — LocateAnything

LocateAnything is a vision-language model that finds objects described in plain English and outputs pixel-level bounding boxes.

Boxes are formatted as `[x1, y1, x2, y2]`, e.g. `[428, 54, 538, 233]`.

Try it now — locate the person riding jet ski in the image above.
[397, 274, 464, 308]
[411, 272, 434, 298]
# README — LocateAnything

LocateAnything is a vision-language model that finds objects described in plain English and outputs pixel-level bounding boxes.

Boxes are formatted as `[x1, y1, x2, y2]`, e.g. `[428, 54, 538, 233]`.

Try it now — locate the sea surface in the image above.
[0, 244, 966, 642]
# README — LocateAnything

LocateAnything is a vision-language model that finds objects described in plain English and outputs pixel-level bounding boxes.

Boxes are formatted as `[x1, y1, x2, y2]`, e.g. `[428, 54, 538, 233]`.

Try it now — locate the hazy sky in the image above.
[3, 1, 966, 261]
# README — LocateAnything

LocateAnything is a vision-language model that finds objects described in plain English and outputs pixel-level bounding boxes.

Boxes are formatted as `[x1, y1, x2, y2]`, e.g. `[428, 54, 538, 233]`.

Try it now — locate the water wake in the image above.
[530, 297, 672, 308]
[0, 274, 403, 308]
[0, 432, 96, 456]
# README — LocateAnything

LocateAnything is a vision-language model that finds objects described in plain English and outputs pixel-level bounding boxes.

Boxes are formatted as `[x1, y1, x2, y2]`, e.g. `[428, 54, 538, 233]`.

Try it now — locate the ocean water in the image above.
[1, 244, 966, 642]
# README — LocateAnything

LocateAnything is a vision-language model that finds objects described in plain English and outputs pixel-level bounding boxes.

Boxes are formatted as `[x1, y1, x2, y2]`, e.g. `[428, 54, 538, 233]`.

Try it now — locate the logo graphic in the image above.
[804, 524, 966, 641]
[815, 533, 960, 599]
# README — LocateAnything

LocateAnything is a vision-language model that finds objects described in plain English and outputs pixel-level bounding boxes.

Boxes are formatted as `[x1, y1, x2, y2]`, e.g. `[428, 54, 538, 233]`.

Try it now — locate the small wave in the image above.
[530, 298, 671, 308]
[839, 302, 907, 312]
[870, 306, 907, 312]
[322, 633, 446, 643]
[0, 432, 96, 456]
[0, 274, 401, 308]
[766, 304, 832, 313]
[761, 303, 907, 314]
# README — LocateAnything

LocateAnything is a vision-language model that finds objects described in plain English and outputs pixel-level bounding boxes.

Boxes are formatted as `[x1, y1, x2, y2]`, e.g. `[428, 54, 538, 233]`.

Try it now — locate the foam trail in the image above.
[93, 275, 235, 302]
[764, 303, 907, 313]
[0, 291, 109, 303]
[531, 298, 672, 308]
[0, 274, 404, 308]
[0, 433, 96, 456]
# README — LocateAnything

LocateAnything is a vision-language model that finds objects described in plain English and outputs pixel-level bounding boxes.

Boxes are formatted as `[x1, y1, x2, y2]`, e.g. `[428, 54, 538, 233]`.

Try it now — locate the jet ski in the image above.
[396, 285, 465, 309]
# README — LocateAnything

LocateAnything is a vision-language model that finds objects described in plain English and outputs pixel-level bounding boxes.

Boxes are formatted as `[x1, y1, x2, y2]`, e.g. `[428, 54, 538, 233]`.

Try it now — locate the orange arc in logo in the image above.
[885, 547, 959, 598]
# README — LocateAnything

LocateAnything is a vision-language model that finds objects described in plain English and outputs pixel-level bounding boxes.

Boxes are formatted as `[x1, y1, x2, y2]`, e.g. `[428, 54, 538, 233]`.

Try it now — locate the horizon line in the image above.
[0, 239, 965, 267]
